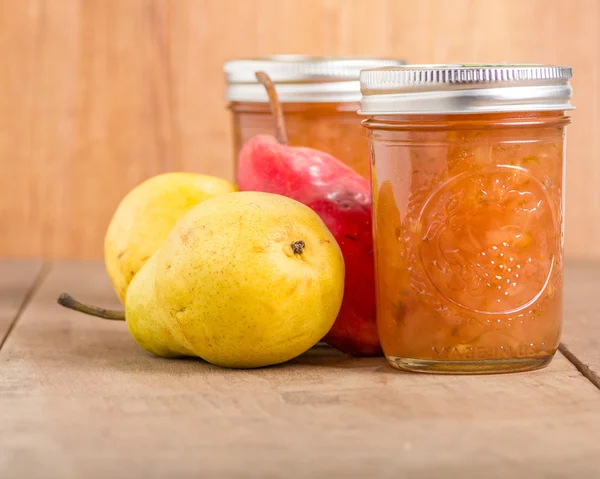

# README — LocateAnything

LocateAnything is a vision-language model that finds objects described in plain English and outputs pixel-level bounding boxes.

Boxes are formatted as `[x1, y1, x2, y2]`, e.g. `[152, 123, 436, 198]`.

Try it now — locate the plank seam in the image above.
[0, 262, 51, 352]
[559, 342, 600, 391]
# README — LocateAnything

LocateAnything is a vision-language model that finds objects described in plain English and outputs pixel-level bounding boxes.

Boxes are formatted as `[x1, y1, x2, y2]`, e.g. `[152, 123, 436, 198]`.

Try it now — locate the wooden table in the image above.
[1, 260, 599, 478]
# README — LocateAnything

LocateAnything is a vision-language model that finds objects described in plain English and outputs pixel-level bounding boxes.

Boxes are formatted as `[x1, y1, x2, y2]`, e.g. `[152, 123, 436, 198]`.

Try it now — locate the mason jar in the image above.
[224, 55, 405, 179]
[360, 65, 574, 374]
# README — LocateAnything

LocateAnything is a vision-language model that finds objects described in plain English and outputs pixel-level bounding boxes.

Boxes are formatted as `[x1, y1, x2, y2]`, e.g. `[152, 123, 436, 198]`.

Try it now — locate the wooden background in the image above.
[1, 0, 599, 259]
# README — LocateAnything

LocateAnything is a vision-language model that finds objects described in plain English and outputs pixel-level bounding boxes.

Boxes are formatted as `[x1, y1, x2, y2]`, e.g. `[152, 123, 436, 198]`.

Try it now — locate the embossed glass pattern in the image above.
[364, 111, 570, 374]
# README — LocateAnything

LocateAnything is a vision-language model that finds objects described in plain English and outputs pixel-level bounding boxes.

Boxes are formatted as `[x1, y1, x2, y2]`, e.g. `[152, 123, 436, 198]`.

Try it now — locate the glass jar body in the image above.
[229, 101, 369, 178]
[364, 111, 569, 374]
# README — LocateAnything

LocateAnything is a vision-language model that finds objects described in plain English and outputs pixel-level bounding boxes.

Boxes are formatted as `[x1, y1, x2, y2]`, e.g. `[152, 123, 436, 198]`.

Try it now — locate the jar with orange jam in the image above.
[360, 65, 574, 374]
[224, 56, 405, 179]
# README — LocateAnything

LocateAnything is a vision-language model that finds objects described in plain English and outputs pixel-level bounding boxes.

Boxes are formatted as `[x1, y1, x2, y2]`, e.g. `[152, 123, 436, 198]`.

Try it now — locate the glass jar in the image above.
[224, 56, 405, 179]
[360, 65, 574, 374]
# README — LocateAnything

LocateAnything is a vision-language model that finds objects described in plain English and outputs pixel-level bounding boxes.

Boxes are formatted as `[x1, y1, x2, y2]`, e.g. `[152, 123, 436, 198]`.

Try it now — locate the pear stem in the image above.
[57, 293, 126, 321]
[255, 71, 288, 145]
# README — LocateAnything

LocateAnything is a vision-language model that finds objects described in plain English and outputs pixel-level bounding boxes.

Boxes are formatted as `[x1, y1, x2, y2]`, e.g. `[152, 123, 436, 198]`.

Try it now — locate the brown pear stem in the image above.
[57, 293, 126, 321]
[255, 71, 288, 145]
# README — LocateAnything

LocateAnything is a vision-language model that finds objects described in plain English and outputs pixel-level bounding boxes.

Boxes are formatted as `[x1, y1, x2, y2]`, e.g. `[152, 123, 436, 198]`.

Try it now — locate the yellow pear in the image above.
[104, 172, 236, 304]
[58, 191, 345, 369]
[123, 253, 194, 358]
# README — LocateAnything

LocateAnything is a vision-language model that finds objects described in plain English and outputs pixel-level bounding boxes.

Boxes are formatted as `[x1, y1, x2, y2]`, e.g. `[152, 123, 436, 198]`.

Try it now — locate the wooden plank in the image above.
[0, 260, 43, 348]
[561, 260, 600, 389]
[0, 0, 599, 260]
[1, 261, 600, 478]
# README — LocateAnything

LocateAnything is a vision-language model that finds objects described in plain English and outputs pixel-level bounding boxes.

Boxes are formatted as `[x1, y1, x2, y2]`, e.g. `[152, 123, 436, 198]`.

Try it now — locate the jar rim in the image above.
[359, 64, 574, 115]
[224, 55, 406, 103]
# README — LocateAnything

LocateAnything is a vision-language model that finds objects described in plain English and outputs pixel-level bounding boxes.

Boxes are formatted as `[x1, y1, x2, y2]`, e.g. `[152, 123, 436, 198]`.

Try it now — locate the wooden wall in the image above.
[1, 0, 599, 259]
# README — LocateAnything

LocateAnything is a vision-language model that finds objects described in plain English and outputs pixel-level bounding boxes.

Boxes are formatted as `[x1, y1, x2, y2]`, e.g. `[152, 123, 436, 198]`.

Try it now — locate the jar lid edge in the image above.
[359, 64, 574, 114]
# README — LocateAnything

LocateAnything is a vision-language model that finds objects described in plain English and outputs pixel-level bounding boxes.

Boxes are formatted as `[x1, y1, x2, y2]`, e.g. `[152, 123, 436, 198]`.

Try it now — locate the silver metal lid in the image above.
[359, 64, 574, 115]
[225, 55, 406, 103]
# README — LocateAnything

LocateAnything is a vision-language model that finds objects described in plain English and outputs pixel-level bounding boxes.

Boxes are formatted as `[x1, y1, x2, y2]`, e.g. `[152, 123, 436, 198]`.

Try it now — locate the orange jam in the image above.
[360, 64, 573, 374]
[228, 101, 369, 178]
[364, 111, 569, 373]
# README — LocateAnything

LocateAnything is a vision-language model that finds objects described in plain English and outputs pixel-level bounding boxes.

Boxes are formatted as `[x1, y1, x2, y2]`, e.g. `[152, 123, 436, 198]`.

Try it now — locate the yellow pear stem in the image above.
[57, 293, 126, 321]
[255, 71, 288, 145]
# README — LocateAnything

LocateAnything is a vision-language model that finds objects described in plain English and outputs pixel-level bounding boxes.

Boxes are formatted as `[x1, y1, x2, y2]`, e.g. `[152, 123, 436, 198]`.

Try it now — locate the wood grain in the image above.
[561, 259, 600, 388]
[1, 0, 599, 259]
[0, 260, 43, 348]
[0, 261, 600, 478]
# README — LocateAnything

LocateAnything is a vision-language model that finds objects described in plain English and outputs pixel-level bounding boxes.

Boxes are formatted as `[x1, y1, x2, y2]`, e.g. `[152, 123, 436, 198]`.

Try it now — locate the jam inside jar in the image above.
[224, 56, 406, 179]
[360, 65, 573, 373]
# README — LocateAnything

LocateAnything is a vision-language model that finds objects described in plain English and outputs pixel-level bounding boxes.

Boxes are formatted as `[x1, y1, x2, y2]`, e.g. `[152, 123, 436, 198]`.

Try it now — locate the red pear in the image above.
[236, 71, 381, 357]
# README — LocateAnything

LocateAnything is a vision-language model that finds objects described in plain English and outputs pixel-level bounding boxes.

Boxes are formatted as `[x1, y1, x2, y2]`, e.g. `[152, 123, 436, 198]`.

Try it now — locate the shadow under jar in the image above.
[224, 55, 405, 179]
[359, 65, 574, 374]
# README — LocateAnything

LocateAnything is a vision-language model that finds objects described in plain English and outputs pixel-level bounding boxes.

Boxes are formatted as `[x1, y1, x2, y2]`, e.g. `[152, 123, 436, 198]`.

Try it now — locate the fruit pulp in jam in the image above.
[367, 112, 568, 372]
